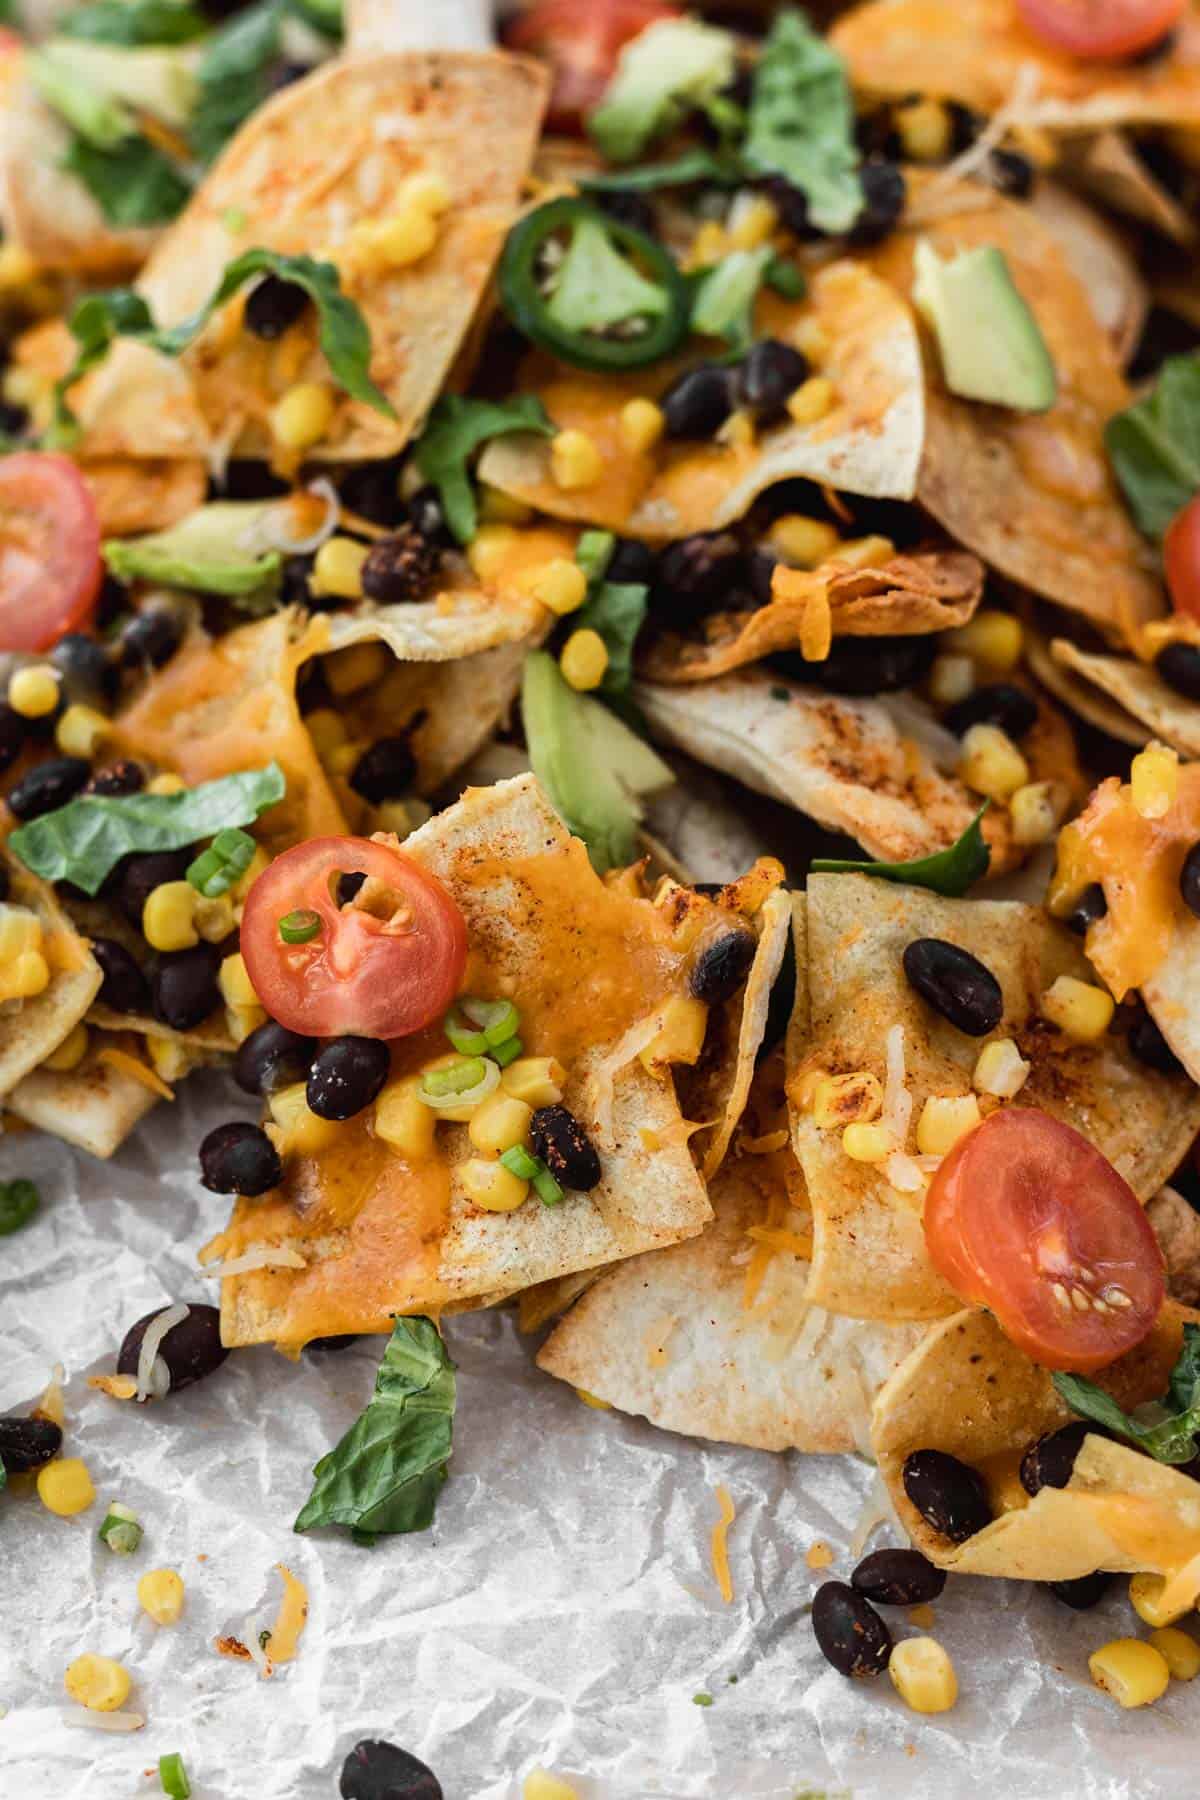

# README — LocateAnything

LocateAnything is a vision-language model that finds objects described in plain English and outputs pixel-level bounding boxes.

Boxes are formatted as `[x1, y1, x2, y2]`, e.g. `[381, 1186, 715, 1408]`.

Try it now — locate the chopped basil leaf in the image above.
[9, 763, 285, 896]
[189, 0, 282, 165]
[1053, 1324, 1200, 1466]
[690, 245, 774, 356]
[59, 0, 207, 46]
[63, 132, 192, 227]
[810, 802, 991, 898]
[741, 8, 862, 236]
[413, 393, 554, 544]
[293, 1316, 456, 1538]
[1105, 352, 1200, 541]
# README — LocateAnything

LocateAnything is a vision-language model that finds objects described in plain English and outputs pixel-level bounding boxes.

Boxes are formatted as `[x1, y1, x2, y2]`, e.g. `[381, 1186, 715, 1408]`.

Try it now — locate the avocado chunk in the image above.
[588, 17, 735, 164]
[103, 499, 287, 600]
[522, 650, 673, 874]
[912, 240, 1057, 413]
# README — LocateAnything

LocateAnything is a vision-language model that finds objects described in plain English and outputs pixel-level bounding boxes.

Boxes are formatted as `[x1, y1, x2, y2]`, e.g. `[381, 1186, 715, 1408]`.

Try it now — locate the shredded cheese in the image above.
[909, 66, 1041, 218]
[88, 1373, 138, 1401]
[587, 1009, 672, 1135]
[265, 1564, 309, 1666]
[97, 1047, 175, 1101]
[745, 1225, 815, 1259]
[739, 1129, 790, 1155]
[62, 1706, 145, 1732]
[201, 1246, 307, 1279]
[136, 1301, 188, 1401]
[710, 1485, 736, 1606]
[881, 1025, 912, 1148]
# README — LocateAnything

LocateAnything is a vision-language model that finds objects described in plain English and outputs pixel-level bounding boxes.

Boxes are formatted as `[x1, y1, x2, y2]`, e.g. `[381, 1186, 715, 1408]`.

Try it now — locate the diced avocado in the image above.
[690, 245, 773, 352]
[102, 499, 286, 599]
[588, 17, 735, 164]
[912, 240, 1057, 414]
[522, 650, 673, 874]
[37, 38, 198, 134]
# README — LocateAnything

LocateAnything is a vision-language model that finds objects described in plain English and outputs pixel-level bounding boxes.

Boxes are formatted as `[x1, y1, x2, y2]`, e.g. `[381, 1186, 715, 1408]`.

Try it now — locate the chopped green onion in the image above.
[159, 1753, 192, 1799]
[444, 1008, 488, 1056]
[0, 1179, 39, 1236]
[460, 995, 521, 1047]
[420, 1056, 488, 1099]
[98, 1504, 142, 1555]
[186, 826, 257, 898]
[500, 1144, 539, 1181]
[576, 529, 616, 583]
[490, 1035, 524, 1069]
[278, 908, 322, 945]
[765, 254, 805, 300]
[533, 1163, 565, 1206]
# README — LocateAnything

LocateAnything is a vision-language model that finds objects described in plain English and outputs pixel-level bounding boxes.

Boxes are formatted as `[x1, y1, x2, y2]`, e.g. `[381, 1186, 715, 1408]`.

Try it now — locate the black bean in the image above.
[903, 937, 1003, 1037]
[0, 1414, 62, 1474]
[902, 1448, 992, 1543]
[361, 527, 443, 605]
[757, 928, 796, 1064]
[152, 943, 221, 1031]
[244, 274, 311, 340]
[199, 1121, 282, 1195]
[50, 633, 117, 709]
[654, 532, 745, 626]
[117, 1302, 228, 1397]
[851, 1547, 946, 1607]
[773, 632, 935, 696]
[660, 365, 736, 440]
[749, 548, 783, 607]
[85, 759, 145, 797]
[349, 736, 419, 806]
[1065, 881, 1107, 938]
[281, 554, 314, 609]
[848, 157, 907, 247]
[690, 929, 757, 1004]
[337, 870, 366, 907]
[217, 460, 291, 502]
[7, 756, 90, 821]
[1048, 1571, 1114, 1611]
[607, 537, 658, 586]
[1155, 641, 1200, 701]
[307, 1036, 391, 1120]
[267, 56, 309, 91]
[0, 861, 8, 903]
[92, 937, 151, 1014]
[593, 187, 656, 235]
[0, 400, 29, 438]
[529, 1103, 602, 1191]
[0, 701, 25, 773]
[943, 682, 1038, 741]
[120, 607, 184, 670]
[1020, 1421, 1092, 1496]
[1128, 25, 1177, 63]
[116, 849, 192, 929]
[1127, 997, 1183, 1074]
[340, 1738, 444, 1800]
[988, 147, 1035, 199]
[1180, 842, 1200, 920]
[234, 1020, 317, 1096]
[406, 483, 453, 546]
[305, 1334, 362, 1353]
[737, 339, 808, 418]
[811, 1581, 893, 1678]
[949, 103, 986, 152]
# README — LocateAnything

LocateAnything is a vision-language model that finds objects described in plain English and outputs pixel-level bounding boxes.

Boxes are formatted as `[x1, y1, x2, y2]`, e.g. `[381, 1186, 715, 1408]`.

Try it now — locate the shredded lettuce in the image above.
[741, 8, 862, 235]
[588, 17, 736, 164]
[1106, 352, 1200, 541]
[1054, 1324, 1200, 1466]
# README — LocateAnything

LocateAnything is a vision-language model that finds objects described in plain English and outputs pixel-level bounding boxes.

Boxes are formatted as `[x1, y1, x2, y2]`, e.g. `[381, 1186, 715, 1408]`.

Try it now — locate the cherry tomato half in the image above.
[240, 837, 468, 1040]
[504, 0, 681, 132]
[0, 453, 102, 653]
[924, 1108, 1164, 1373]
[1016, 0, 1185, 60]
[1165, 492, 1200, 622]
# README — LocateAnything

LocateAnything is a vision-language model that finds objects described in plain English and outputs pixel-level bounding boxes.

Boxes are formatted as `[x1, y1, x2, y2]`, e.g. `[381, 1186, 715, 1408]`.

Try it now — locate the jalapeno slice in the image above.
[499, 198, 689, 372]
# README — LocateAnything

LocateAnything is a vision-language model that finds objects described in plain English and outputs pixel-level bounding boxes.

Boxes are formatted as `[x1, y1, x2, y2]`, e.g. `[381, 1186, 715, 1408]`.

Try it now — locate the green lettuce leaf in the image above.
[690, 245, 774, 355]
[1053, 1324, 1200, 1466]
[413, 393, 554, 544]
[63, 132, 192, 226]
[572, 581, 648, 703]
[810, 803, 991, 897]
[102, 498, 286, 596]
[588, 16, 735, 163]
[9, 763, 285, 896]
[1105, 352, 1200, 541]
[741, 8, 862, 236]
[29, 45, 134, 148]
[294, 1317, 456, 1540]
[59, 0, 207, 46]
[189, 0, 282, 165]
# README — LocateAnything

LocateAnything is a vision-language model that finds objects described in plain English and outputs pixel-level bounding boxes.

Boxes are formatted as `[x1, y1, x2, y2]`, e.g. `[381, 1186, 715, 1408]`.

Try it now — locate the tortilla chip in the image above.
[788, 874, 1200, 1322]
[1028, 181, 1148, 366]
[478, 260, 926, 536]
[213, 774, 715, 1348]
[872, 1303, 1200, 1587]
[82, 457, 208, 538]
[1052, 639, 1200, 758]
[345, 0, 488, 53]
[7, 1033, 162, 1158]
[13, 321, 209, 461]
[1024, 615, 1149, 746]
[638, 548, 984, 684]
[0, 851, 101, 1098]
[1142, 912, 1200, 1085]
[1060, 129, 1197, 246]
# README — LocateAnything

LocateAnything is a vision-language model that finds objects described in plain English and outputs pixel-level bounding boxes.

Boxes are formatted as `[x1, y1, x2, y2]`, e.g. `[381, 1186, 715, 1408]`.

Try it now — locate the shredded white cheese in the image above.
[201, 1247, 307, 1279]
[881, 1025, 912, 1147]
[136, 1301, 188, 1402]
[62, 1706, 145, 1732]
[849, 1471, 904, 1559]
[910, 65, 1041, 217]
[586, 1009, 670, 1135]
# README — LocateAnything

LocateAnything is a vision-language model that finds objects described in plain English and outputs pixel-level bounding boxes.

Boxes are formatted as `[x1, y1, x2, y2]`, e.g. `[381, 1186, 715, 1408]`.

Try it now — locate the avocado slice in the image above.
[103, 499, 286, 600]
[588, 16, 735, 164]
[912, 240, 1057, 414]
[522, 650, 673, 874]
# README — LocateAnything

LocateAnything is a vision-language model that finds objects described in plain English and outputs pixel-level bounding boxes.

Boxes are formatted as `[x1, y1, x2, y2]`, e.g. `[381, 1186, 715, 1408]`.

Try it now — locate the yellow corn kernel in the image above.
[460, 1156, 529, 1212]
[523, 1770, 580, 1800]
[526, 557, 588, 617]
[550, 428, 603, 491]
[787, 376, 835, 426]
[218, 952, 258, 1010]
[717, 407, 755, 449]
[1130, 1571, 1189, 1629]
[842, 1121, 892, 1163]
[477, 483, 533, 526]
[326, 740, 365, 780]
[793, 315, 830, 362]
[560, 628, 609, 692]
[353, 207, 439, 271]
[916, 1094, 981, 1157]
[888, 1636, 958, 1714]
[501, 1057, 565, 1108]
[55, 703, 108, 759]
[268, 1082, 343, 1154]
[146, 772, 185, 795]
[1041, 974, 1114, 1044]
[399, 170, 452, 216]
[375, 1076, 436, 1159]
[37, 1457, 95, 1516]
[324, 641, 387, 698]
[928, 653, 975, 708]
[972, 1037, 1030, 1100]
[270, 382, 335, 453]
[194, 893, 236, 944]
[895, 96, 953, 162]
[138, 1566, 185, 1626]
[769, 515, 841, 568]
[373, 800, 415, 837]
[468, 1093, 533, 1156]
[0, 903, 41, 960]
[44, 1022, 89, 1073]
[467, 523, 519, 582]
[8, 663, 60, 718]
[1149, 1625, 1200, 1681]
[305, 707, 348, 758]
[1010, 780, 1067, 846]
[688, 219, 727, 267]
[0, 949, 50, 1002]
[810, 1070, 883, 1129]
[960, 722, 1029, 803]
[312, 536, 368, 602]
[143, 881, 198, 953]
[1131, 742, 1179, 821]
[638, 995, 708, 1072]
[232, 843, 270, 902]
[0, 242, 36, 286]
[832, 534, 895, 571]
[948, 610, 1023, 672]
[727, 192, 778, 250]
[619, 397, 665, 455]
[148, 1033, 192, 1083]
[225, 1001, 266, 1044]
[1089, 1638, 1170, 1708]
[64, 1653, 131, 1713]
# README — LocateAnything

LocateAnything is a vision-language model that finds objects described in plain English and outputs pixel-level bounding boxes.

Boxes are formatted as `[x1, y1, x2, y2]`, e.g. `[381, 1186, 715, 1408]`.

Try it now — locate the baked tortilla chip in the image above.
[1061, 129, 1196, 246]
[0, 851, 101, 1097]
[1143, 912, 1200, 1086]
[7, 1033, 163, 1158]
[478, 261, 926, 536]
[1024, 615, 1148, 746]
[872, 1303, 1200, 1593]
[788, 875, 1200, 1322]
[1052, 639, 1200, 758]
[212, 775, 715, 1348]
[82, 457, 208, 538]
[1028, 181, 1148, 366]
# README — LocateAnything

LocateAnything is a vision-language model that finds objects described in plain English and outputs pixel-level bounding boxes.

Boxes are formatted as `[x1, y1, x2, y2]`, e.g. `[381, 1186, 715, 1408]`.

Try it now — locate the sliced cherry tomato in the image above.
[1165, 492, 1200, 622]
[0, 453, 102, 653]
[924, 1108, 1164, 1373]
[240, 837, 467, 1040]
[504, 0, 681, 133]
[1016, 0, 1185, 60]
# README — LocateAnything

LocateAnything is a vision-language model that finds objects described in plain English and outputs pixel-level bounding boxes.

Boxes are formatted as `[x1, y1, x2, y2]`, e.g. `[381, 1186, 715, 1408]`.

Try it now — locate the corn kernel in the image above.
[972, 1037, 1030, 1099]
[148, 1033, 191, 1083]
[1089, 1638, 1170, 1708]
[688, 219, 727, 267]
[232, 843, 269, 902]
[717, 407, 755, 449]
[374, 799, 415, 836]
[37, 1457, 95, 1516]
[575, 1389, 611, 1409]
[523, 1770, 580, 1800]
[146, 772, 185, 795]
[143, 881, 198, 953]
[888, 1636, 958, 1714]
[1010, 779, 1068, 846]
[810, 1070, 883, 1129]
[895, 97, 953, 162]
[375, 1076, 436, 1159]
[460, 1156, 529, 1212]
[55, 703, 108, 759]
[138, 1566, 185, 1626]
[551, 428, 603, 491]
[1130, 1571, 1189, 1629]
[8, 663, 60, 718]
[787, 376, 835, 426]
[501, 1057, 565, 1107]
[948, 610, 1023, 672]
[194, 893, 236, 944]
[526, 557, 588, 617]
[1130, 742, 1179, 821]
[477, 483, 533, 526]
[0, 949, 50, 1002]
[916, 1094, 982, 1156]
[399, 170, 452, 215]
[0, 903, 41, 959]
[727, 192, 778, 250]
[353, 206, 439, 270]
[268, 1082, 343, 1154]
[326, 740, 365, 779]
[619, 397, 665, 455]
[1041, 974, 1114, 1044]
[312, 536, 368, 602]
[305, 707, 348, 758]
[560, 628, 609, 692]
[960, 722, 1029, 802]
[225, 1001, 266, 1044]
[467, 523, 519, 582]
[929, 653, 975, 708]
[769, 515, 841, 568]
[64, 1653, 131, 1713]
[833, 534, 896, 571]
[218, 952, 258, 1010]
[44, 1022, 89, 1073]
[793, 316, 830, 362]
[270, 382, 335, 453]
[1149, 1625, 1200, 1681]
[468, 1093, 532, 1156]
[325, 641, 387, 698]
[638, 995, 708, 1072]
[842, 1121, 892, 1163]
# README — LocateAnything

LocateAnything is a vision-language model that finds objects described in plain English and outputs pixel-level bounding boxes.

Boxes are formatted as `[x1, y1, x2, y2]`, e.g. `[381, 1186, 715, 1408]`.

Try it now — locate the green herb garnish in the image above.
[413, 393, 554, 544]
[0, 1180, 40, 1236]
[445, 997, 520, 1055]
[1054, 1323, 1200, 1467]
[579, 149, 740, 195]
[741, 9, 862, 235]
[158, 1751, 192, 1799]
[1105, 352, 1200, 541]
[491, 1035, 524, 1069]
[576, 530, 616, 584]
[98, 1503, 142, 1554]
[63, 133, 192, 227]
[809, 803, 991, 898]
[189, 0, 281, 164]
[572, 581, 649, 706]
[420, 1057, 487, 1100]
[186, 826, 256, 898]
[60, 0, 206, 44]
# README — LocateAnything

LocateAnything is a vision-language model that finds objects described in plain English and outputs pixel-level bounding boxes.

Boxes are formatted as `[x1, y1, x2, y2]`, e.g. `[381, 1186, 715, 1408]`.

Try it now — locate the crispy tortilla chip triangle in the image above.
[0, 852, 101, 1097]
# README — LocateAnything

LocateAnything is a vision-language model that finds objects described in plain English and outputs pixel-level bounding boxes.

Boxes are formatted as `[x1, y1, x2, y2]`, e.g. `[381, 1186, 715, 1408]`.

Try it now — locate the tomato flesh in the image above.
[505, 0, 681, 132]
[1165, 492, 1200, 622]
[924, 1108, 1164, 1372]
[0, 453, 102, 653]
[1016, 0, 1185, 60]
[240, 836, 467, 1040]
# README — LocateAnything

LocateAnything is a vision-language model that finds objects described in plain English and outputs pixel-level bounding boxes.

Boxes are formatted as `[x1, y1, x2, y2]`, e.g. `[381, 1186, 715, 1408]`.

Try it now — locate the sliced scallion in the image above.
[159, 1752, 192, 1799]
[460, 996, 521, 1047]
[491, 1035, 524, 1069]
[186, 826, 257, 898]
[419, 1056, 501, 1111]
[98, 1503, 142, 1555]
[278, 908, 322, 945]
[500, 1144, 539, 1181]
[532, 1164, 564, 1206]
[576, 529, 615, 583]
